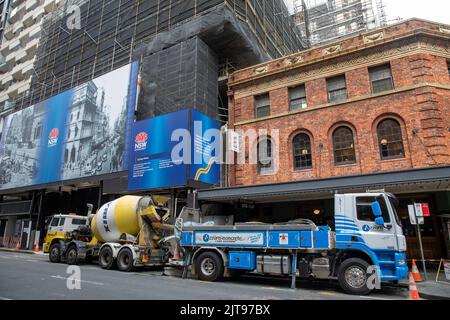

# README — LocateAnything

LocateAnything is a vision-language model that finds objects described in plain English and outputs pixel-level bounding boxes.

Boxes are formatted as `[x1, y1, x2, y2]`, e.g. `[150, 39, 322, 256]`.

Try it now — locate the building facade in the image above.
[0, 0, 304, 250]
[220, 19, 450, 260]
[0, 0, 62, 117]
[293, 0, 386, 47]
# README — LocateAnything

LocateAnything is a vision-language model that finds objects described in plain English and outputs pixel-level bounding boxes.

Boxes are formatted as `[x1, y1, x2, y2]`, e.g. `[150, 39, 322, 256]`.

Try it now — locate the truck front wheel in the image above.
[99, 246, 116, 270]
[338, 258, 372, 295]
[195, 251, 224, 282]
[117, 248, 135, 272]
[49, 243, 61, 263]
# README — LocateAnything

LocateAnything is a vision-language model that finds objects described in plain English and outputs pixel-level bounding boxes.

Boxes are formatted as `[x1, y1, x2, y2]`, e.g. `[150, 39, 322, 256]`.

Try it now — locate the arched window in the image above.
[333, 126, 356, 165]
[293, 133, 312, 170]
[377, 119, 405, 159]
[257, 138, 273, 174]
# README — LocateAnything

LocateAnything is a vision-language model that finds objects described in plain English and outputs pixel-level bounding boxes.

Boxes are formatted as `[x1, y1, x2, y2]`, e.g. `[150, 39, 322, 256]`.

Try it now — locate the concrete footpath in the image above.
[0, 247, 37, 255]
[400, 271, 450, 300]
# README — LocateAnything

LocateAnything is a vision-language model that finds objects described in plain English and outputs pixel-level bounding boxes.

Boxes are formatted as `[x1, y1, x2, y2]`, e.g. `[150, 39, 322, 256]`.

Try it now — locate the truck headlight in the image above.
[397, 259, 406, 266]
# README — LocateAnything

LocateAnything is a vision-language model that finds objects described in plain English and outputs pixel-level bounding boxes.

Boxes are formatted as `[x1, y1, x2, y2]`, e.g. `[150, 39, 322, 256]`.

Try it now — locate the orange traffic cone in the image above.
[411, 259, 423, 282]
[34, 242, 40, 253]
[408, 272, 420, 300]
[173, 242, 181, 260]
[15, 239, 21, 250]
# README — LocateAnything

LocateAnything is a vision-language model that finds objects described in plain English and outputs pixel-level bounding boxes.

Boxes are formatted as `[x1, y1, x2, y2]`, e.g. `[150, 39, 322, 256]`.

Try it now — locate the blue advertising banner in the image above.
[0, 61, 139, 191]
[128, 109, 221, 191]
[190, 109, 221, 186]
[128, 110, 189, 191]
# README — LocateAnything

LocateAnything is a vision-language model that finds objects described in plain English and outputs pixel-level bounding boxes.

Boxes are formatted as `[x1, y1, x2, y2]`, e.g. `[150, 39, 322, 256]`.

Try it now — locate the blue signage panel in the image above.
[128, 109, 221, 191]
[128, 110, 189, 191]
[0, 61, 139, 190]
[189, 109, 221, 186]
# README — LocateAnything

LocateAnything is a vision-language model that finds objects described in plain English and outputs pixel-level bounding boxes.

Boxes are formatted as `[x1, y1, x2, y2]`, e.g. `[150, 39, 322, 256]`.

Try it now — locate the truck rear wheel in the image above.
[49, 243, 61, 263]
[117, 248, 135, 272]
[338, 258, 372, 295]
[99, 246, 116, 270]
[66, 246, 80, 265]
[195, 251, 224, 282]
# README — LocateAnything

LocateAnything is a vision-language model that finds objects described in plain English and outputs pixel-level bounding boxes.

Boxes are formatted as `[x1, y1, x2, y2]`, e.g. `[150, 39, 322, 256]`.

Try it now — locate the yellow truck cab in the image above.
[43, 214, 90, 258]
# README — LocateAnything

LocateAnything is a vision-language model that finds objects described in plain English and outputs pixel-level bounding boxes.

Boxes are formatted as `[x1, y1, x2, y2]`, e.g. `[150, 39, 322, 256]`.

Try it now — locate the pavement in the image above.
[0, 250, 410, 300]
[399, 271, 450, 300]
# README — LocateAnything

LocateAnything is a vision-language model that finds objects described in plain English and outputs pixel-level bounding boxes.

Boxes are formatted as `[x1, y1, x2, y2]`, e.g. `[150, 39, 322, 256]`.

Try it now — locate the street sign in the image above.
[409, 203, 428, 280]
[445, 263, 450, 281]
[421, 203, 430, 217]
[408, 205, 424, 225]
[414, 203, 430, 218]
[229, 130, 240, 153]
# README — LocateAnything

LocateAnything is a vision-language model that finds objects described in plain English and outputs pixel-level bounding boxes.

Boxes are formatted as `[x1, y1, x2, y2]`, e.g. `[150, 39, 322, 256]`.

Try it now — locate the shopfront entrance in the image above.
[19, 219, 32, 249]
[397, 193, 448, 260]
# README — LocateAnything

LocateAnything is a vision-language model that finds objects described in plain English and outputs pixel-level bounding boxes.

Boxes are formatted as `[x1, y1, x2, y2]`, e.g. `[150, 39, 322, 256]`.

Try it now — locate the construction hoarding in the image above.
[0, 62, 139, 191]
[128, 109, 221, 191]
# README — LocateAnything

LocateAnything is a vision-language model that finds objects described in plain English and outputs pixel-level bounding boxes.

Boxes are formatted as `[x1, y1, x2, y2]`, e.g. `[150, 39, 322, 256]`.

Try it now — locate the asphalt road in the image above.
[0, 251, 409, 300]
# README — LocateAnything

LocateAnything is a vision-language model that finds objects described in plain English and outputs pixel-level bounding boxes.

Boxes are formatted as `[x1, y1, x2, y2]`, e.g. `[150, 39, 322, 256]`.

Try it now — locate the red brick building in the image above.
[200, 19, 450, 260]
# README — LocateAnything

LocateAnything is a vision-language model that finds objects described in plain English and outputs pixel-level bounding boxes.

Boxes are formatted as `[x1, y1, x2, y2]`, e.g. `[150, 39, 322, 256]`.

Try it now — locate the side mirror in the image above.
[371, 201, 382, 217]
[375, 217, 385, 226]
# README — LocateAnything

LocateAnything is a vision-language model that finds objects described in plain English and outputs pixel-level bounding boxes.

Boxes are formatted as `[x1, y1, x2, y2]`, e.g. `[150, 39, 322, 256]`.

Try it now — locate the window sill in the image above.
[258, 171, 276, 176]
[380, 156, 406, 162]
[334, 162, 358, 167]
[293, 167, 313, 172]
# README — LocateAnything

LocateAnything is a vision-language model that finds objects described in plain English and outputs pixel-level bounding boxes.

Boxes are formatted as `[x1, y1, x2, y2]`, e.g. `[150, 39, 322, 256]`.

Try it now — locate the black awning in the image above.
[198, 166, 450, 202]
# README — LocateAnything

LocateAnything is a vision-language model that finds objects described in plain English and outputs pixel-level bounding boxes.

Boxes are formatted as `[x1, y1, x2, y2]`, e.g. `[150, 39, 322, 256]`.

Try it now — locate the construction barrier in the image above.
[436, 259, 450, 282]
[0, 236, 21, 249]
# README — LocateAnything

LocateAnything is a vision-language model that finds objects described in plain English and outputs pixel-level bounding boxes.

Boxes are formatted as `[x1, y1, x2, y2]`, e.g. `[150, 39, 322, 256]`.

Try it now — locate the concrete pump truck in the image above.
[44, 191, 408, 295]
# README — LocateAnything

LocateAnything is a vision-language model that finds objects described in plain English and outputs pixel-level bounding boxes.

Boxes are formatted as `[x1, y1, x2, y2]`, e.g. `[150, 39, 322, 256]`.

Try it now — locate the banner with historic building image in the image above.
[0, 61, 139, 191]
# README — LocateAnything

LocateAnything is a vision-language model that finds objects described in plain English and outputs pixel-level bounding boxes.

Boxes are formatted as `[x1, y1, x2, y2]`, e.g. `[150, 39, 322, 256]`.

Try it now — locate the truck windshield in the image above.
[387, 194, 402, 227]
[71, 219, 88, 225]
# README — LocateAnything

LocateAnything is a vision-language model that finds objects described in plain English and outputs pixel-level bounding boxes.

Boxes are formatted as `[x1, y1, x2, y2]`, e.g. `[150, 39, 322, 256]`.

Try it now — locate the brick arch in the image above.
[250, 134, 278, 176]
[288, 129, 315, 171]
[371, 113, 409, 160]
[372, 113, 407, 133]
[327, 121, 360, 165]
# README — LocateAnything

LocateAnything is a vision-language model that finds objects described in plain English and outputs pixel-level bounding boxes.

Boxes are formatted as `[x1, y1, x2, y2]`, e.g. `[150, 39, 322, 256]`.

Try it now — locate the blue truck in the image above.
[177, 192, 409, 295]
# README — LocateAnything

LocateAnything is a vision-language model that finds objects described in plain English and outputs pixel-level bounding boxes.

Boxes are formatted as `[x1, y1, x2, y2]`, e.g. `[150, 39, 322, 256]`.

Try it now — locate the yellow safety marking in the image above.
[319, 291, 336, 296]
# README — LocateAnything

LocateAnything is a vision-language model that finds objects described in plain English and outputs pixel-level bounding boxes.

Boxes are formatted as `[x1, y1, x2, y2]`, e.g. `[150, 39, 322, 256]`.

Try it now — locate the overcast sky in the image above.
[284, 0, 450, 25]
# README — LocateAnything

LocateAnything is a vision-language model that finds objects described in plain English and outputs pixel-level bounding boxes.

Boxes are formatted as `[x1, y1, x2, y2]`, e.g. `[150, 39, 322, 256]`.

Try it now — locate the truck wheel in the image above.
[338, 258, 372, 295]
[195, 251, 224, 282]
[117, 248, 135, 272]
[66, 247, 79, 265]
[99, 246, 116, 270]
[49, 243, 61, 263]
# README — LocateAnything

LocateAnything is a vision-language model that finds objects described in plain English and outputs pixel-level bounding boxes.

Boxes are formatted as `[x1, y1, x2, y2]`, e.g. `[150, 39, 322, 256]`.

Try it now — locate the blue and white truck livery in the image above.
[179, 192, 408, 295]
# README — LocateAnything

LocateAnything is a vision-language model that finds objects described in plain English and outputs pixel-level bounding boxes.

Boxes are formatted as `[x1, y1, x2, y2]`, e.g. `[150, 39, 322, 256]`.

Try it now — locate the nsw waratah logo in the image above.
[48, 128, 59, 147]
[134, 132, 148, 151]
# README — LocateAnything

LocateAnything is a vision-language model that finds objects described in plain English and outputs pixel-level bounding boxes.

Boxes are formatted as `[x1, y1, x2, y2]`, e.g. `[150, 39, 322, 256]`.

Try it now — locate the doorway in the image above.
[0, 219, 7, 246]
[20, 219, 31, 249]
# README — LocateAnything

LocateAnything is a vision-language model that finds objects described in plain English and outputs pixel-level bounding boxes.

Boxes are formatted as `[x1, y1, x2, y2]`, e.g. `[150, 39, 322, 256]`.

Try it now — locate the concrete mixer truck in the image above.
[45, 195, 176, 272]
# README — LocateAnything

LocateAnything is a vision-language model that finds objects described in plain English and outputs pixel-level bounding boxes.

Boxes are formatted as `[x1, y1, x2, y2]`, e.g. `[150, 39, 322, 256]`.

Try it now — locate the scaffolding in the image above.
[293, 0, 386, 47]
[6, 0, 304, 120]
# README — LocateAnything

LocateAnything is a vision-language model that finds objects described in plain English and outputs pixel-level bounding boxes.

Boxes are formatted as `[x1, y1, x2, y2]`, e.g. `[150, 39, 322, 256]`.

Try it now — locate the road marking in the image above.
[320, 291, 336, 296]
[26, 259, 40, 263]
[359, 295, 393, 301]
[50, 275, 105, 286]
[0, 297, 13, 300]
